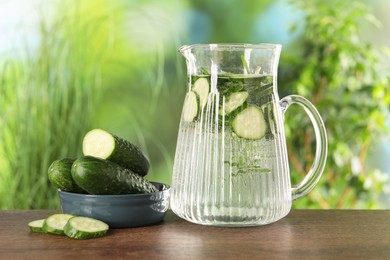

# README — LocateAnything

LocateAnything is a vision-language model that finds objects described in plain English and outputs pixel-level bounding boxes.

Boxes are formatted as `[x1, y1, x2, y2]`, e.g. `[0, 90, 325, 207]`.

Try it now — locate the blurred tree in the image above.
[279, 0, 390, 208]
[90, 0, 187, 185]
[188, 0, 272, 42]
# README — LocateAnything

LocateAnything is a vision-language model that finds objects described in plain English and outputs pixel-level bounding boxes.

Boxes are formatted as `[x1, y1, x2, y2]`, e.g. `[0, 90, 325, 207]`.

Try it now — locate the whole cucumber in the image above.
[48, 158, 84, 193]
[71, 156, 158, 195]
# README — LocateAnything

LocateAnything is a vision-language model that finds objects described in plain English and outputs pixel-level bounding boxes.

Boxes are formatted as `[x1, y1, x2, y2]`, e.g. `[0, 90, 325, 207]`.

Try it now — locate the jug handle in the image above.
[279, 95, 328, 201]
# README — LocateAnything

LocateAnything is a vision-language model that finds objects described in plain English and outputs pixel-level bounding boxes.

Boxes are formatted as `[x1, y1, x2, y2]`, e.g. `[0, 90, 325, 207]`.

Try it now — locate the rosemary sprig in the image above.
[240, 55, 251, 74]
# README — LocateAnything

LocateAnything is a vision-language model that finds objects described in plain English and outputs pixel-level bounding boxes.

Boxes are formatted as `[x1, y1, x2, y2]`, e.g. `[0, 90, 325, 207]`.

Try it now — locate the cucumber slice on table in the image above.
[82, 129, 150, 177]
[64, 216, 109, 240]
[192, 77, 209, 109]
[220, 91, 249, 116]
[28, 219, 45, 233]
[72, 156, 158, 195]
[232, 105, 267, 140]
[43, 214, 74, 235]
[182, 91, 199, 122]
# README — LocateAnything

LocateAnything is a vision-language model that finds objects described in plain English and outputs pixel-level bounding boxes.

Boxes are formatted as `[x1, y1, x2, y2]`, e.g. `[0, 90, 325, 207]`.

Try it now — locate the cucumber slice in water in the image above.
[64, 216, 109, 240]
[28, 219, 45, 233]
[192, 77, 209, 109]
[43, 213, 74, 235]
[220, 91, 249, 116]
[232, 105, 267, 140]
[182, 91, 199, 122]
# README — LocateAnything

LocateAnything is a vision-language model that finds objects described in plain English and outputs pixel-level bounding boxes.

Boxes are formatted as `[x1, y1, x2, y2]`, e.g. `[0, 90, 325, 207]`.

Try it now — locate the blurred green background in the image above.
[0, 0, 389, 209]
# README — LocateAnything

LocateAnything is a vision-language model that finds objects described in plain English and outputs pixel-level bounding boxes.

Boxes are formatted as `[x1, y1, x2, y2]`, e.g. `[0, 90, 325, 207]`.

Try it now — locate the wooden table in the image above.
[1, 210, 389, 259]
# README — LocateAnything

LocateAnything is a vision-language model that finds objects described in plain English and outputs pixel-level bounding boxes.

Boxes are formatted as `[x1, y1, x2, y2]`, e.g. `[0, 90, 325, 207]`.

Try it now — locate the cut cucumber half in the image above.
[28, 219, 45, 233]
[220, 91, 249, 116]
[182, 91, 199, 122]
[232, 105, 267, 140]
[64, 216, 109, 240]
[83, 129, 115, 161]
[192, 77, 209, 109]
[43, 213, 74, 235]
[82, 129, 150, 177]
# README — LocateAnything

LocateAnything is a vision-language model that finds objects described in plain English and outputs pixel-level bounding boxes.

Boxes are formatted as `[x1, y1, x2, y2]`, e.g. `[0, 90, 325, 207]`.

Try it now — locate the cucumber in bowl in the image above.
[71, 156, 158, 195]
[82, 129, 150, 177]
[48, 158, 84, 193]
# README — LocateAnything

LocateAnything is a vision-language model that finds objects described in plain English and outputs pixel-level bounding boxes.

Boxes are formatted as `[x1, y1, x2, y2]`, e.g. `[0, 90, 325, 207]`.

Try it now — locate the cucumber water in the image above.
[172, 74, 287, 223]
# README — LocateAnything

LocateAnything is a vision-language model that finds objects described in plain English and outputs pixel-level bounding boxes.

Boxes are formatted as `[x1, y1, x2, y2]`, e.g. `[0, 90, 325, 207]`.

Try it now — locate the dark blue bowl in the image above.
[58, 182, 170, 228]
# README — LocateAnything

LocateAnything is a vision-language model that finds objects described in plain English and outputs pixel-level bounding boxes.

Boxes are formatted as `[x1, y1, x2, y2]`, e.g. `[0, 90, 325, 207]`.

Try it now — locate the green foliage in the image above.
[89, 0, 186, 185]
[280, 0, 390, 208]
[189, 0, 272, 42]
[0, 1, 110, 209]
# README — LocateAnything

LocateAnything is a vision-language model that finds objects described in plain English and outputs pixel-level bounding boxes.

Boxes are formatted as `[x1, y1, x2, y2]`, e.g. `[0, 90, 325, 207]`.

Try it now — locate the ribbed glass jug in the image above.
[171, 44, 327, 226]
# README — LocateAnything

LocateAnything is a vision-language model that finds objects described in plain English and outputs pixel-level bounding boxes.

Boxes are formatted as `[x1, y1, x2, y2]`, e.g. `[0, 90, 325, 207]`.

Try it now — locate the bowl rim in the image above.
[58, 181, 170, 198]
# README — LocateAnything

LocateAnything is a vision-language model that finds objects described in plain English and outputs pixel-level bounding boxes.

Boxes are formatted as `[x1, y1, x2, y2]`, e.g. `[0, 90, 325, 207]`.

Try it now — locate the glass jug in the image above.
[171, 44, 327, 226]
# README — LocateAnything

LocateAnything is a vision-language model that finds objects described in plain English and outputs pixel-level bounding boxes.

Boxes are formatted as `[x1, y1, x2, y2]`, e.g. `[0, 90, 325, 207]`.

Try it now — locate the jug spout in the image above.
[178, 45, 193, 65]
[178, 45, 190, 58]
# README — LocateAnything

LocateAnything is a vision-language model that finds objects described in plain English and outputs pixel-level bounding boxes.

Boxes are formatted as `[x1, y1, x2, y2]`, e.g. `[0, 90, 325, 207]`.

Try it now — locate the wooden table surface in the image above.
[1, 209, 389, 259]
